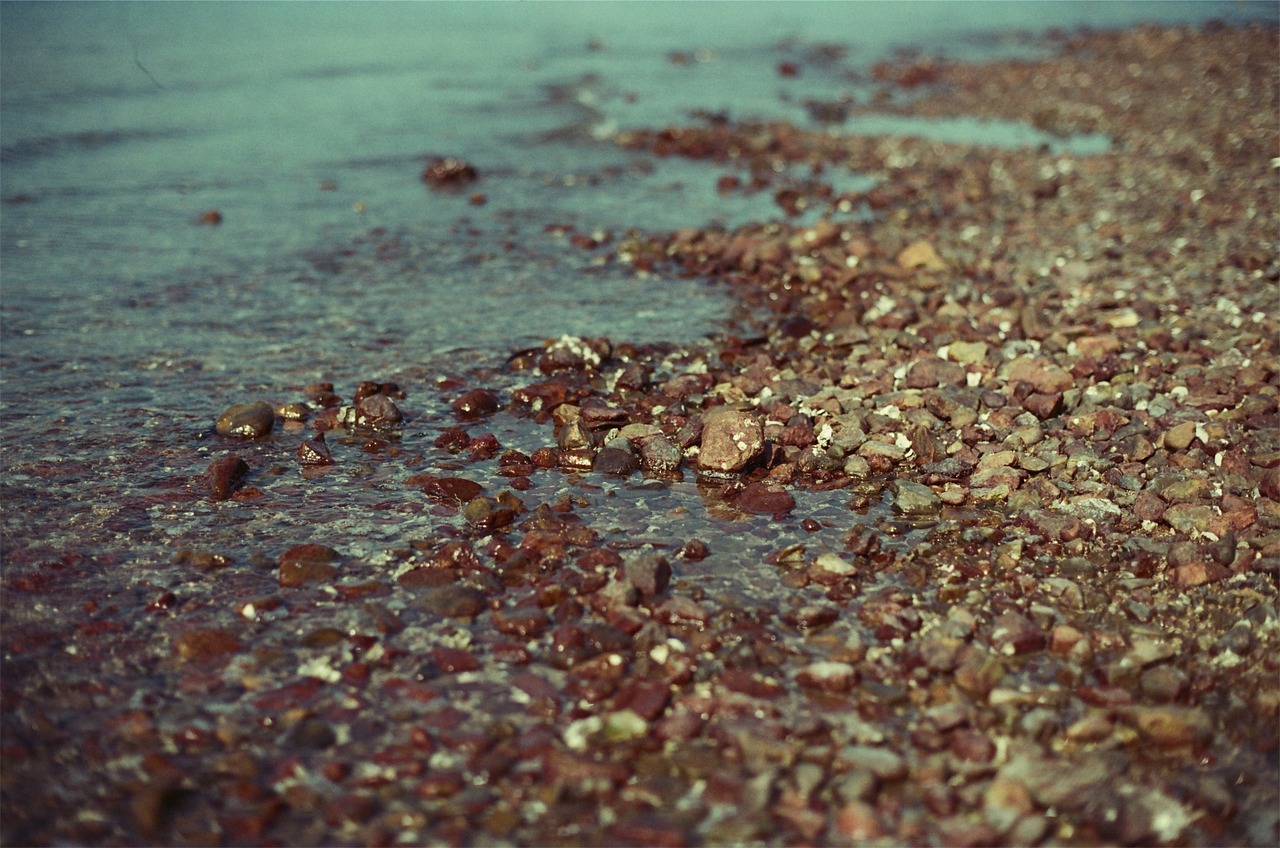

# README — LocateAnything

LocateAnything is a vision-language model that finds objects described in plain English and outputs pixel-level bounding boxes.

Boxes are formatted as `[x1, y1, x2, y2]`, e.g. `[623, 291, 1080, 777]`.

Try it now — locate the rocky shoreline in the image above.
[3, 22, 1277, 847]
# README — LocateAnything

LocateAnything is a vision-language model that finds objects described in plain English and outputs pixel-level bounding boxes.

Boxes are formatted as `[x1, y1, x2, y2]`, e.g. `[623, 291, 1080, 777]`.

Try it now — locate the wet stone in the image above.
[296, 435, 333, 466]
[207, 455, 250, 500]
[640, 435, 682, 475]
[215, 402, 275, 438]
[279, 544, 341, 587]
[624, 552, 672, 597]
[417, 584, 489, 619]
[698, 408, 764, 473]
[735, 481, 796, 516]
[452, 388, 500, 421]
[355, 393, 402, 428]
[890, 479, 940, 515]
[594, 438, 639, 476]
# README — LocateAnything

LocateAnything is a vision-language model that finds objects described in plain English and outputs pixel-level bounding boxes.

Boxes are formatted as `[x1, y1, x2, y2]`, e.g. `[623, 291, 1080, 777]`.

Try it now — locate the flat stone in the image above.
[889, 479, 940, 515]
[698, 408, 764, 473]
[215, 402, 275, 438]
[279, 543, 341, 587]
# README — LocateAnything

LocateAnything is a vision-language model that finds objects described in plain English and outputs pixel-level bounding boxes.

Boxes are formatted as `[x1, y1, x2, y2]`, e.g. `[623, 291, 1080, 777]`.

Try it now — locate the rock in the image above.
[997, 753, 1111, 809]
[279, 544, 341, 587]
[698, 408, 764, 473]
[1259, 466, 1280, 500]
[735, 481, 796, 516]
[1123, 706, 1213, 748]
[422, 156, 478, 185]
[173, 626, 242, 662]
[594, 438, 639, 476]
[215, 402, 275, 438]
[640, 435, 682, 475]
[297, 435, 333, 466]
[896, 240, 946, 271]
[906, 358, 967, 389]
[418, 476, 484, 505]
[796, 661, 858, 693]
[207, 455, 249, 500]
[946, 341, 988, 365]
[837, 746, 907, 781]
[1163, 503, 1219, 534]
[1002, 357, 1074, 394]
[417, 584, 488, 618]
[451, 388, 500, 420]
[810, 553, 856, 585]
[1022, 391, 1063, 419]
[624, 552, 672, 597]
[355, 393, 402, 428]
[989, 611, 1045, 655]
[889, 479, 940, 515]
[1164, 420, 1199, 450]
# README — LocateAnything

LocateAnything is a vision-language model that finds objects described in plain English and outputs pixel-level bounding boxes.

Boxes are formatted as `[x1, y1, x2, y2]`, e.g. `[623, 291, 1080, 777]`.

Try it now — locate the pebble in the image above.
[624, 552, 672, 597]
[207, 455, 249, 500]
[796, 660, 858, 693]
[417, 584, 489, 618]
[640, 435, 682, 475]
[278, 544, 341, 587]
[889, 479, 940, 515]
[215, 402, 275, 438]
[734, 481, 796, 516]
[355, 394, 402, 428]
[451, 388, 500, 420]
[593, 437, 639, 476]
[297, 435, 333, 466]
[698, 408, 764, 473]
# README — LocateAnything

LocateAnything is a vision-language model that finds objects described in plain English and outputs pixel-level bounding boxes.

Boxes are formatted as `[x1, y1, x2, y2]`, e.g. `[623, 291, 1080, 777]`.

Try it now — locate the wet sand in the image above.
[2, 21, 1277, 847]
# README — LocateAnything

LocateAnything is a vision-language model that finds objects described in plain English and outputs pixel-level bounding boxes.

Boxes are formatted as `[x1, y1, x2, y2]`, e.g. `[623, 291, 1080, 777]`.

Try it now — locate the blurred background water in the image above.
[0, 0, 1271, 517]
[2, 1, 1270, 368]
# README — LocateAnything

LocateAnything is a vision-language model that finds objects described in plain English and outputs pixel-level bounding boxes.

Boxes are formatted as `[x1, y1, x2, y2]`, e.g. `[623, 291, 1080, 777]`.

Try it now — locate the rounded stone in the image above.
[215, 402, 275, 438]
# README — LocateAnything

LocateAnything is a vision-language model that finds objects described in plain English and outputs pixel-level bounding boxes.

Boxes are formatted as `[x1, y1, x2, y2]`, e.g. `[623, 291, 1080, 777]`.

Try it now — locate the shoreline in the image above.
[3, 21, 1277, 847]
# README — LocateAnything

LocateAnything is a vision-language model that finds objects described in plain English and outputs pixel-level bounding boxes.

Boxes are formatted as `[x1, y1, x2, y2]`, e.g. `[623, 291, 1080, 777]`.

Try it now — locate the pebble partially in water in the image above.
[214, 402, 275, 438]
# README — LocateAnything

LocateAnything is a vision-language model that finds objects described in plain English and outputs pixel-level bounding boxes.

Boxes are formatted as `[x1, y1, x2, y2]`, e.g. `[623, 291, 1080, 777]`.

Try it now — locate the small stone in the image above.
[624, 553, 672, 597]
[989, 611, 1045, 655]
[1164, 421, 1199, 450]
[1003, 357, 1074, 394]
[890, 479, 940, 515]
[896, 240, 946, 271]
[297, 435, 333, 466]
[640, 435, 682, 475]
[173, 627, 241, 662]
[417, 584, 488, 618]
[207, 455, 249, 500]
[1022, 391, 1063, 419]
[906, 358, 966, 389]
[1139, 666, 1189, 702]
[279, 544, 341, 587]
[1123, 706, 1213, 748]
[796, 661, 857, 693]
[422, 156, 478, 185]
[810, 553, 856, 585]
[838, 746, 907, 780]
[699, 408, 764, 473]
[1260, 466, 1280, 500]
[215, 402, 275, 438]
[735, 481, 796, 516]
[451, 388, 500, 420]
[356, 393, 402, 428]
[594, 438, 639, 476]
[1163, 503, 1220, 534]
[946, 341, 988, 365]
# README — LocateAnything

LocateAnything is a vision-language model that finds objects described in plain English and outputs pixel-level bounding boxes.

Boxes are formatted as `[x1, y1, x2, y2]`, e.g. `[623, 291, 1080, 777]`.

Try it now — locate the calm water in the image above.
[1, 0, 1270, 561]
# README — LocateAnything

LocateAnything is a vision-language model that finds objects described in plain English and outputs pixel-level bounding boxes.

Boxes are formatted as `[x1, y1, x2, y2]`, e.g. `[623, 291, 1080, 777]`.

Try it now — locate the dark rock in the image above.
[418, 584, 488, 618]
[422, 156, 478, 186]
[215, 402, 275, 438]
[208, 455, 249, 500]
[356, 393, 402, 428]
[297, 435, 333, 466]
[624, 553, 672, 597]
[640, 435, 682, 475]
[594, 438, 639, 476]
[279, 544, 341, 587]
[452, 388, 500, 421]
[735, 480, 795, 516]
